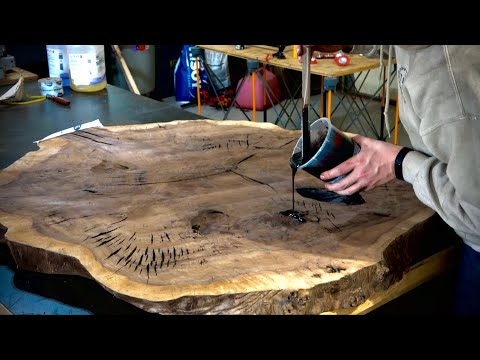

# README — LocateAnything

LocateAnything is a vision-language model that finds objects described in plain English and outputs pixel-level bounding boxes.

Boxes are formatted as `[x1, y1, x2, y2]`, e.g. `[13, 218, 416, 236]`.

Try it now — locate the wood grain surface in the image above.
[0, 120, 447, 314]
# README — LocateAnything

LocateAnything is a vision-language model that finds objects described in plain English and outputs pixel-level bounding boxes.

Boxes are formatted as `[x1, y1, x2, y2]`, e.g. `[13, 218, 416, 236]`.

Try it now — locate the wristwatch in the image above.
[394, 147, 413, 181]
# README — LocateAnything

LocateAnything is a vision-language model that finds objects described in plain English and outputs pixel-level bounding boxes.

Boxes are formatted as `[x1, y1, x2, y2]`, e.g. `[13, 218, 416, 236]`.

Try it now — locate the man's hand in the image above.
[320, 135, 403, 195]
[296, 45, 353, 62]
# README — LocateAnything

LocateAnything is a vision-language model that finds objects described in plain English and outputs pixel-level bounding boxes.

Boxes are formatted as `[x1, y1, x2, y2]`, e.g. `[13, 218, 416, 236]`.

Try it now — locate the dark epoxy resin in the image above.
[280, 152, 306, 223]
[290, 152, 303, 211]
[279, 210, 306, 223]
[281, 152, 365, 222]
[296, 188, 365, 205]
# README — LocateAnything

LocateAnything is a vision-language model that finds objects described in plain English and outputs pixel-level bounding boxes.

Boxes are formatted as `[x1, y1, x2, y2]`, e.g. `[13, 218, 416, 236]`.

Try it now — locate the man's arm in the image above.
[403, 118, 480, 242]
[400, 45, 480, 244]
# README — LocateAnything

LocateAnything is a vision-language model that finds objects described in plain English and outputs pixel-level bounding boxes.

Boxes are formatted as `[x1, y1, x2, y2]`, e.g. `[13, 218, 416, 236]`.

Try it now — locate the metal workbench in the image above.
[0, 82, 204, 170]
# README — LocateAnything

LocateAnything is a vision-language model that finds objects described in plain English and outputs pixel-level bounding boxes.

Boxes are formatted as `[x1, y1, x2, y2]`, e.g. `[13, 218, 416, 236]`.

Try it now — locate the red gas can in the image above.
[234, 68, 282, 111]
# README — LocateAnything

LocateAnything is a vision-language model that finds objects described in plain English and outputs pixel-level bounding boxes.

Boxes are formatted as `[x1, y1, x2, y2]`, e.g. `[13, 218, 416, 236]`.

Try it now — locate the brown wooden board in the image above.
[0, 67, 39, 86]
[0, 120, 454, 314]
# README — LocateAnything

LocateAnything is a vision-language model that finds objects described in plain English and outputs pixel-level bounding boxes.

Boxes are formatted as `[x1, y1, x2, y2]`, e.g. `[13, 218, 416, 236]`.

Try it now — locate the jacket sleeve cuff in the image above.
[402, 150, 429, 184]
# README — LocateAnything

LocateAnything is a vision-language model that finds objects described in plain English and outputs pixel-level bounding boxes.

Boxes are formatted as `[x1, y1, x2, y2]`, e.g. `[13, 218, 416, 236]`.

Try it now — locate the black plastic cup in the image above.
[291, 118, 360, 183]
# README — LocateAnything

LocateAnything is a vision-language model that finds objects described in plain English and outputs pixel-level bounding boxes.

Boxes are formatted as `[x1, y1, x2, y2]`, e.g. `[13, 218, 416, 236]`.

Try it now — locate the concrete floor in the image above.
[162, 90, 412, 148]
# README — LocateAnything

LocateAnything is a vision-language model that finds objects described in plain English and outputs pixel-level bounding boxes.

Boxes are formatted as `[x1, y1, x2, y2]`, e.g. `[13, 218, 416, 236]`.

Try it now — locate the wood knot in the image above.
[346, 294, 366, 308]
[326, 264, 346, 273]
[285, 290, 310, 312]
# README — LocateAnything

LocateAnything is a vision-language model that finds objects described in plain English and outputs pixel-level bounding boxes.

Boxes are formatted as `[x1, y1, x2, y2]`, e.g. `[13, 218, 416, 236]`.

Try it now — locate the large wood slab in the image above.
[0, 120, 453, 314]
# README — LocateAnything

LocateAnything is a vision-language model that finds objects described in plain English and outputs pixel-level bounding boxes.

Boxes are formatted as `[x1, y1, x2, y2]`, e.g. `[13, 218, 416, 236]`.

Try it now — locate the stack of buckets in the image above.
[46, 45, 107, 92]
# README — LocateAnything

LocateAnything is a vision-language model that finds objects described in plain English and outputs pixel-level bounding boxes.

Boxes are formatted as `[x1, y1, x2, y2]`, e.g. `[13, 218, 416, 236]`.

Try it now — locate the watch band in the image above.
[395, 147, 413, 181]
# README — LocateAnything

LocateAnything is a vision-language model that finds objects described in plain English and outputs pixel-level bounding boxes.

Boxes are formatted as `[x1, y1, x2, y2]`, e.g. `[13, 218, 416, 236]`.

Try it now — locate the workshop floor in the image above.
[162, 92, 413, 148]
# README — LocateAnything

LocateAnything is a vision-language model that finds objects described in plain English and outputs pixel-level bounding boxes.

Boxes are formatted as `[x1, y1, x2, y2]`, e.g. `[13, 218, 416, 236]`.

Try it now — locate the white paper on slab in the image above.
[0, 79, 23, 102]
[34, 119, 104, 144]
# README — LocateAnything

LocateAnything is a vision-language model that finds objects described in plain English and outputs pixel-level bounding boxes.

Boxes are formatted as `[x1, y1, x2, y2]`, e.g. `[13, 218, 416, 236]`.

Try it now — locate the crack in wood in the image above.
[94, 233, 120, 244]
[105, 248, 121, 260]
[85, 223, 102, 232]
[127, 232, 136, 243]
[108, 217, 128, 226]
[280, 138, 297, 148]
[250, 136, 264, 147]
[49, 213, 99, 225]
[91, 226, 123, 238]
[81, 130, 106, 138]
[70, 132, 114, 145]
[230, 170, 275, 191]
[202, 143, 219, 150]
[113, 171, 225, 186]
[372, 212, 391, 217]
[236, 154, 255, 165]
[125, 246, 137, 262]
[327, 218, 341, 232]
[135, 254, 144, 271]
[96, 236, 119, 247]
[92, 235, 110, 244]
[83, 189, 99, 194]
[113, 236, 126, 246]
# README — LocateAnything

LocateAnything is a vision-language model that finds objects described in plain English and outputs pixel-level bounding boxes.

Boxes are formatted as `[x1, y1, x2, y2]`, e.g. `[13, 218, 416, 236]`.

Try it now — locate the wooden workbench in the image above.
[0, 67, 38, 86]
[197, 45, 380, 77]
[0, 120, 460, 315]
[198, 45, 387, 137]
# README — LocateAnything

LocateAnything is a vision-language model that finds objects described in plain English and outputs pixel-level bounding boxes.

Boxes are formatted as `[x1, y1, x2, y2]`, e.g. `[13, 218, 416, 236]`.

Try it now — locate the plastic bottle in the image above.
[46, 45, 70, 87]
[67, 45, 107, 92]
